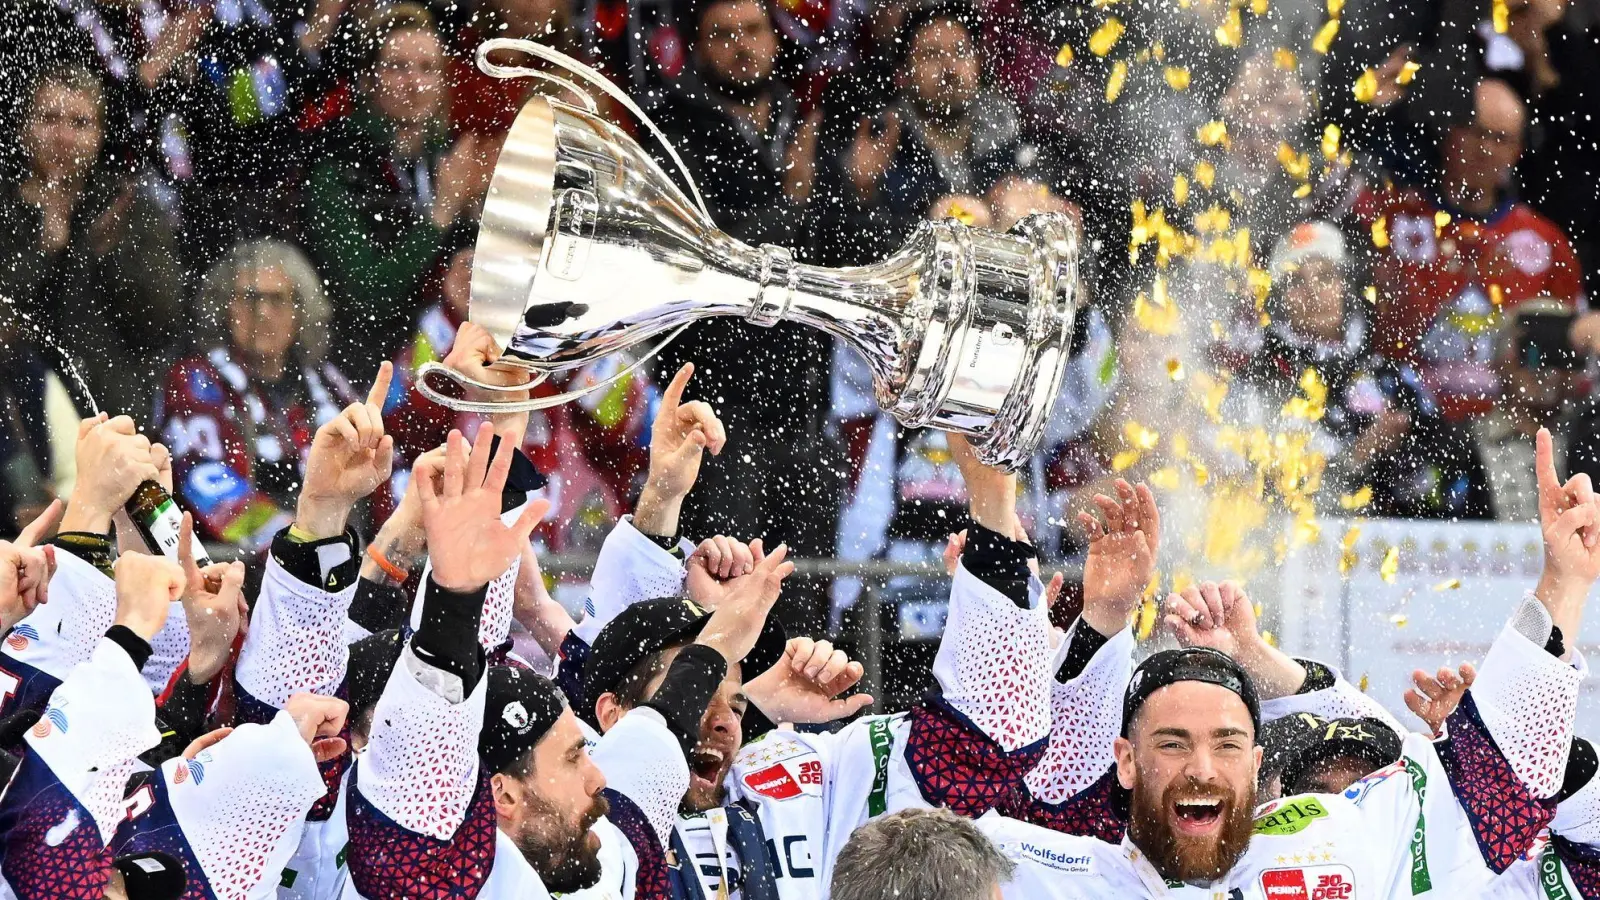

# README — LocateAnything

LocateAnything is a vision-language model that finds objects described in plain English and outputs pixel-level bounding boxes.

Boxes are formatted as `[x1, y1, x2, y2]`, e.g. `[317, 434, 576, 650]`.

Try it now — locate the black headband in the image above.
[1122, 647, 1262, 738]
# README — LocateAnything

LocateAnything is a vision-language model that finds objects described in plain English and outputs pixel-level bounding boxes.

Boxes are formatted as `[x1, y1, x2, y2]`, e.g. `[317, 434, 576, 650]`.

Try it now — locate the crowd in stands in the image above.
[1, 0, 1598, 625]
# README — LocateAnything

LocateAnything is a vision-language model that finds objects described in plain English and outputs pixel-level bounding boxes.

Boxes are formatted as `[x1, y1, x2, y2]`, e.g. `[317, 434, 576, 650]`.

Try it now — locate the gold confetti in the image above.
[1164, 66, 1191, 90]
[1293, 183, 1312, 198]
[1379, 546, 1400, 583]
[1151, 41, 1166, 61]
[1135, 597, 1158, 640]
[1193, 159, 1216, 189]
[1489, 283, 1505, 306]
[1321, 124, 1341, 160]
[1340, 526, 1362, 575]
[1397, 60, 1421, 85]
[1433, 578, 1461, 591]
[1112, 449, 1142, 472]
[1389, 612, 1410, 628]
[1055, 44, 1075, 67]
[1340, 486, 1374, 509]
[1492, 0, 1508, 32]
[1196, 120, 1229, 147]
[1273, 48, 1297, 70]
[1434, 210, 1451, 234]
[944, 200, 976, 225]
[1352, 68, 1378, 103]
[1124, 421, 1160, 449]
[1173, 173, 1190, 206]
[1089, 17, 1124, 56]
[1152, 274, 1172, 306]
[1133, 291, 1179, 335]
[1326, 0, 1344, 16]
[1282, 368, 1328, 421]
[1166, 358, 1186, 381]
[1105, 60, 1128, 102]
[1364, 285, 1377, 303]
[1312, 17, 1340, 54]
[1149, 467, 1181, 491]
[1215, 7, 1242, 46]
[1252, 0, 1268, 13]
[1358, 673, 1369, 692]
[1371, 216, 1389, 248]
[1277, 142, 1311, 180]
[1261, 630, 1278, 647]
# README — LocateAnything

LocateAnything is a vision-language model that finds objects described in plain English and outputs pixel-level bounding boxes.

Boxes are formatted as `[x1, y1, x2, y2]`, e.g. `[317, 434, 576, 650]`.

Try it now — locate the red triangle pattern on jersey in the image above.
[905, 700, 1047, 818]
[1442, 695, 1557, 873]
[603, 788, 670, 899]
[346, 765, 498, 898]
[2, 791, 110, 899]
[1008, 766, 1128, 844]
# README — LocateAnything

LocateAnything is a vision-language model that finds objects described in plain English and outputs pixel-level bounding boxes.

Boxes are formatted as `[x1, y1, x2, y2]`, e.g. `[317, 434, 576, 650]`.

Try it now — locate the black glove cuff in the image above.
[643, 643, 727, 759]
[411, 577, 487, 686]
[105, 625, 153, 672]
[962, 522, 1034, 607]
[270, 527, 359, 592]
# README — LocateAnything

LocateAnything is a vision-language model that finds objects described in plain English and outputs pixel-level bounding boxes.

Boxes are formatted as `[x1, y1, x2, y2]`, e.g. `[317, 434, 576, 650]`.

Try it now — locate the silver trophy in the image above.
[416, 39, 1081, 471]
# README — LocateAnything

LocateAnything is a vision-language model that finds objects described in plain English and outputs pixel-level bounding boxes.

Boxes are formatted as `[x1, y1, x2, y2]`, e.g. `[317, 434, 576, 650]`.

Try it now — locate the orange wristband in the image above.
[366, 544, 409, 583]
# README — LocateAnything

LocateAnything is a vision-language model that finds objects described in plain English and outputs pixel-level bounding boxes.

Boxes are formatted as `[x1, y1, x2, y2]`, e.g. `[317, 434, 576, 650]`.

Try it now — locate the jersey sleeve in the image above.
[1024, 622, 1135, 805]
[0, 547, 117, 721]
[345, 645, 500, 899]
[571, 515, 690, 645]
[589, 706, 690, 846]
[119, 711, 327, 900]
[235, 530, 360, 715]
[1258, 660, 1406, 736]
[410, 513, 525, 651]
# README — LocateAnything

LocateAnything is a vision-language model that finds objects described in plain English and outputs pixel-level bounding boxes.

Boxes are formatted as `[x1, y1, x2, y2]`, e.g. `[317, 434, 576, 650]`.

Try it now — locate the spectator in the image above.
[0, 64, 184, 424]
[1520, 5, 1600, 297]
[0, 330, 79, 535]
[1353, 77, 1585, 422]
[830, 808, 1014, 900]
[1473, 300, 1585, 521]
[305, 3, 491, 374]
[1241, 222, 1490, 518]
[447, 0, 586, 137]
[649, 0, 839, 613]
[154, 239, 357, 553]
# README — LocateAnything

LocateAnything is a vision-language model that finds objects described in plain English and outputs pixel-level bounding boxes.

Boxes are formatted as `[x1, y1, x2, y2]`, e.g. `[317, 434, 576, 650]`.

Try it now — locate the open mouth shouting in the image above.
[1171, 797, 1227, 836]
[690, 747, 728, 793]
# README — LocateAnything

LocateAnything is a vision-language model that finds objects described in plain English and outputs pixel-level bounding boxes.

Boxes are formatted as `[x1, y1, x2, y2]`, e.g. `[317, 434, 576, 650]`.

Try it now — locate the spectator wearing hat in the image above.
[304, 3, 492, 375]
[1241, 221, 1491, 519]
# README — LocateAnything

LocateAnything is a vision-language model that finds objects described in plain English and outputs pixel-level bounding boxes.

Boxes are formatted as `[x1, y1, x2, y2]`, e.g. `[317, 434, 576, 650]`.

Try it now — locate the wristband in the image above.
[366, 544, 409, 584]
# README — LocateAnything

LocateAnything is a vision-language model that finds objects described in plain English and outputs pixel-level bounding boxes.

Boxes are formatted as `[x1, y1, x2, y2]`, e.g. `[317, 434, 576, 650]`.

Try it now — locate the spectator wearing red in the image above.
[445, 0, 588, 139]
[155, 239, 356, 553]
[1354, 77, 1585, 421]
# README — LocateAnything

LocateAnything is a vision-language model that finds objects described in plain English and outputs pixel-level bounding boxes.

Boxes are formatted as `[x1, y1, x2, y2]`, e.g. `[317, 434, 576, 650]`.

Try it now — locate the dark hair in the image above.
[607, 646, 675, 711]
[894, 0, 978, 67]
[678, 0, 772, 50]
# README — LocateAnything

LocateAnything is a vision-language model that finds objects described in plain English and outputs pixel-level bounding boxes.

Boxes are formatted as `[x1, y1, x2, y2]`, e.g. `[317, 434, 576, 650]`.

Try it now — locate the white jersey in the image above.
[0, 547, 119, 722]
[982, 598, 1585, 899]
[0, 637, 160, 899]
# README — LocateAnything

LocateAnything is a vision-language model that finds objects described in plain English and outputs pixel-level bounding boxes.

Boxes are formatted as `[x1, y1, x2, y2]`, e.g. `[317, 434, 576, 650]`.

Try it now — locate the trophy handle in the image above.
[412, 322, 690, 414]
[475, 38, 712, 221]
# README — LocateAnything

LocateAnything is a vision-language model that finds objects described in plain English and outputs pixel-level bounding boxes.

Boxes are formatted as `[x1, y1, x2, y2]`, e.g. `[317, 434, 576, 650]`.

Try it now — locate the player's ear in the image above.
[1114, 736, 1137, 790]
[595, 692, 625, 733]
[490, 771, 524, 819]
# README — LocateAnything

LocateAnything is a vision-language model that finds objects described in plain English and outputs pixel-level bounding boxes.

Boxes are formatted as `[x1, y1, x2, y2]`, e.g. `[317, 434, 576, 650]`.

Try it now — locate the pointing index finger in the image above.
[1536, 427, 1561, 514]
[661, 363, 694, 413]
[366, 361, 394, 409]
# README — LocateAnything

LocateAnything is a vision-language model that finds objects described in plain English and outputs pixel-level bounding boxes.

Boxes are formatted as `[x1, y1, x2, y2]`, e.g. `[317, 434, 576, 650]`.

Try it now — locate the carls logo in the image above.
[1259, 865, 1355, 900]
[1253, 797, 1328, 836]
[6, 624, 39, 652]
[742, 759, 823, 801]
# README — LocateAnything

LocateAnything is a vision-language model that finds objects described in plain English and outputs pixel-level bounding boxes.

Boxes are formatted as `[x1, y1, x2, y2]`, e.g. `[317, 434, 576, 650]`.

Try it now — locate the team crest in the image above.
[31, 707, 68, 739]
[173, 759, 205, 786]
[6, 624, 40, 652]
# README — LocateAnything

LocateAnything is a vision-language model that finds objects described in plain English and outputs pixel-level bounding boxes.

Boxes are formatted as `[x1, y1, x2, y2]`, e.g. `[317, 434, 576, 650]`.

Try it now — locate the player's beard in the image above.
[703, 58, 771, 104]
[1127, 775, 1254, 885]
[515, 792, 611, 893]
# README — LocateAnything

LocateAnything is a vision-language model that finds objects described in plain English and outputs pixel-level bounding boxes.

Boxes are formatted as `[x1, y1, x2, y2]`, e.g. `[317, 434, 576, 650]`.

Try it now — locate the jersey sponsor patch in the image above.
[1259, 864, 1355, 900]
[1252, 797, 1328, 836]
[742, 759, 823, 801]
[1013, 841, 1095, 874]
[6, 623, 40, 652]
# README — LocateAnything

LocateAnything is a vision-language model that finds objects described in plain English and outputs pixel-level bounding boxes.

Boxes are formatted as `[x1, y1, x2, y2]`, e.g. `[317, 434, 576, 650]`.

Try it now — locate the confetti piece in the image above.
[1489, 283, 1504, 306]
[1215, 8, 1242, 46]
[1276, 142, 1311, 180]
[1112, 449, 1142, 472]
[1055, 44, 1075, 67]
[1251, 0, 1268, 14]
[1193, 159, 1216, 189]
[1164, 66, 1191, 90]
[1261, 630, 1278, 647]
[1397, 60, 1421, 85]
[1151, 41, 1165, 60]
[1340, 486, 1373, 509]
[1434, 210, 1451, 234]
[1089, 17, 1124, 56]
[1166, 358, 1185, 381]
[1358, 673, 1369, 692]
[1152, 274, 1172, 306]
[1196, 120, 1229, 147]
[1321, 124, 1341, 160]
[1371, 216, 1389, 248]
[1352, 68, 1377, 103]
[1124, 421, 1160, 450]
[1433, 578, 1461, 591]
[1294, 515, 1322, 545]
[1492, 0, 1508, 33]
[1364, 285, 1377, 303]
[1293, 183, 1312, 198]
[1173, 173, 1190, 206]
[1133, 292, 1179, 335]
[944, 200, 976, 225]
[1389, 612, 1409, 627]
[1136, 597, 1158, 640]
[1150, 467, 1180, 491]
[1312, 18, 1340, 54]
[1273, 48, 1297, 70]
[1379, 546, 1400, 583]
[1105, 59, 1128, 102]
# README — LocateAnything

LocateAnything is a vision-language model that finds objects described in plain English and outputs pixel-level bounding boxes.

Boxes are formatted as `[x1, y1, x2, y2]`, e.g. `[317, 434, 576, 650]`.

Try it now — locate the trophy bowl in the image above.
[417, 39, 1081, 472]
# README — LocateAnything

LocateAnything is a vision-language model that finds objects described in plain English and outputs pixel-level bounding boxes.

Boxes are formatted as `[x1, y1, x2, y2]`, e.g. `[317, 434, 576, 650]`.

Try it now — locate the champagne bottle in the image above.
[124, 481, 213, 566]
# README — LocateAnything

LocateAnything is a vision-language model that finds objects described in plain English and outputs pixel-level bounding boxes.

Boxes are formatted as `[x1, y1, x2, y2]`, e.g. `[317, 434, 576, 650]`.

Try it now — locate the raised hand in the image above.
[744, 637, 874, 725]
[113, 551, 184, 641]
[284, 692, 350, 763]
[845, 110, 901, 201]
[685, 535, 756, 610]
[1533, 426, 1600, 657]
[635, 363, 726, 537]
[948, 432, 1023, 540]
[298, 363, 396, 538]
[441, 321, 533, 437]
[1079, 479, 1161, 635]
[418, 425, 551, 592]
[1403, 663, 1475, 737]
[695, 542, 793, 665]
[1164, 580, 1307, 699]
[178, 514, 247, 684]
[359, 445, 444, 586]
[61, 414, 161, 534]
[511, 540, 575, 656]
[0, 500, 63, 628]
